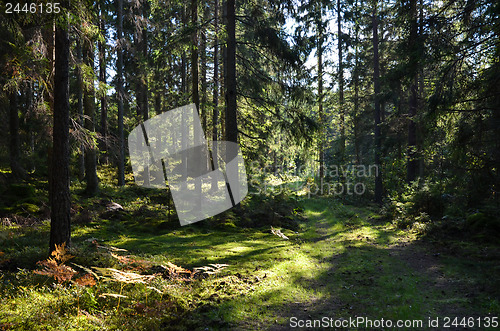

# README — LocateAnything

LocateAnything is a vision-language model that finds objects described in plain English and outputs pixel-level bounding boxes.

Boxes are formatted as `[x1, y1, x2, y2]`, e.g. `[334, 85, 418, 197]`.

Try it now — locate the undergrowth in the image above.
[1, 171, 499, 329]
[0, 170, 304, 330]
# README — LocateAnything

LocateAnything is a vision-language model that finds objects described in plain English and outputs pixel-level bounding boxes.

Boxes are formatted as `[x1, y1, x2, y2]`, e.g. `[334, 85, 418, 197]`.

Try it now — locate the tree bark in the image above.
[372, 3, 383, 205]
[76, 40, 85, 181]
[9, 91, 25, 179]
[116, 0, 125, 186]
[181, 5, 187, 105]
[221, 0, 226, 143]
[192, 0, 202, 208]
[225, 0, 237, 145]
[211, 0, 220, 191]
[317, 3, 324, 182]
[353, 0, 360, 165]
[201, 1, 208, 132]
[154, 89, 162, 115]
[136, 0, 149, 186]
[140, 1, 148, 122]
[407, 0, 419, 183]
[191, 0, 199, 112]
[337, 0, 345, 164]
[98, 2, 108, 164]
[50, 20, 71, 254]
[83, 37, 99, 195]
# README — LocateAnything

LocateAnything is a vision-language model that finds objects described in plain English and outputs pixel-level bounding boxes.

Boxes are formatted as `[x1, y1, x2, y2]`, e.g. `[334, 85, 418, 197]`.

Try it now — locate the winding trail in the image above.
[239, 199, 499, 330]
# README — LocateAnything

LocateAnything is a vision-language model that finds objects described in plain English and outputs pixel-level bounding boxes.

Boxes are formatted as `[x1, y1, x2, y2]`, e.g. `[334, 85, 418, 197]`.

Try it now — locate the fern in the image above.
[34, 243, 76, 283]
[34, 258, 76, 283]
[74, 273, 97, 286]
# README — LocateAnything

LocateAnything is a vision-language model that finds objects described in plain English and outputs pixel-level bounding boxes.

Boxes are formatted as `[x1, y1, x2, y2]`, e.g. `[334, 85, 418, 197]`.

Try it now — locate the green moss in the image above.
[0, 174, 498, 329]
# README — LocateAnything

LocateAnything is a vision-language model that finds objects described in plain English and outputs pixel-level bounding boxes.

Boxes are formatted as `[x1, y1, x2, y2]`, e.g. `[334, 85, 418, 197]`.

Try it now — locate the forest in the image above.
[0, 0, 499, 329]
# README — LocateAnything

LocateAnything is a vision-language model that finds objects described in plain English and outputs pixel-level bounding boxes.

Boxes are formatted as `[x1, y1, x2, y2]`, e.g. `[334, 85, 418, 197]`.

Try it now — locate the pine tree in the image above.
[225, 0, 237, 145]
[116, 0, 125, 186]
[50, 6, 71, 253]
[83, 29, 99, 195]
[372, 0, 383, 204]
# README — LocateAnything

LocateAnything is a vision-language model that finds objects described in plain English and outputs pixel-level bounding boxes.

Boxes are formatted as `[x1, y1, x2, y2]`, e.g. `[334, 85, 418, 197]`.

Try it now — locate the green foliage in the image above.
[384, 180, 443, 232]
[232, 193, 303, 231]
[0, 183, 46, 217]
[464, 211, 500, 243]
[402, 180, 444, 218]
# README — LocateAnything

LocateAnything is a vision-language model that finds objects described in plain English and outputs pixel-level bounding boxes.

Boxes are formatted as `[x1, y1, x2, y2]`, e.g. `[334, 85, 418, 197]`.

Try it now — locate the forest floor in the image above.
[0, 173, 499, 330]
[259, 199, 500, 330]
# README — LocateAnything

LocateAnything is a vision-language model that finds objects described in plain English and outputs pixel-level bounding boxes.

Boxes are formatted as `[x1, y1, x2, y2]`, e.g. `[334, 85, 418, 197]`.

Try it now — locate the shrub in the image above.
[384, 179, 445, 229]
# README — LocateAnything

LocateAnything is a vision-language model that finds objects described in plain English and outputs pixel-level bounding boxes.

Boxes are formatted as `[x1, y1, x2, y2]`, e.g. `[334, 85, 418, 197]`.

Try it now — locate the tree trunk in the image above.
[83, 37, 99, 195]
[372, 3, 383, 205]
[116, 0, 125, 186]
[26, 82, 36, 172]
[154, 89, 162, 115]
[141, 5, 148, 122]
[201, 0, 208, 132]
[407, 0, 419, 183]
[50, 20, 71, 254]
[43, 21, 56, 182]
[134, 32, 142, 119]
[179, 4, 188, 188]
[353, 0, 360, 165]
[191, 0, 199, 112]
[76, 40, 85, 181]
[221, 0, 226, 144]
[192, 0, 202, 208]
[211, 0, 219, 191]
[418, 0, 425, 179]
[225, 0, 237, 145]
[337, 0, 345, 164]
[317, 3, 324, 182]
[136, 0, 149, 186]
[9, 91, 25, 179]
[181, 50, 187, 104]
[181, 5, 187, 105]
[98, 3, 108, 164]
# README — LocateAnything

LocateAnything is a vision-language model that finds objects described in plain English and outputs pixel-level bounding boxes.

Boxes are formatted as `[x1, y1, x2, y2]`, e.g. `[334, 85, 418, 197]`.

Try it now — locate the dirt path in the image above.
[256, 203, 499, 330]
[389, 241, 471, 318]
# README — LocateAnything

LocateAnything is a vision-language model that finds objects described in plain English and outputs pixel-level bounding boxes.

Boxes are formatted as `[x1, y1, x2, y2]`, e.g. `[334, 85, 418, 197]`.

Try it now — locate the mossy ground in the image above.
[0, 169, 499, 330]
